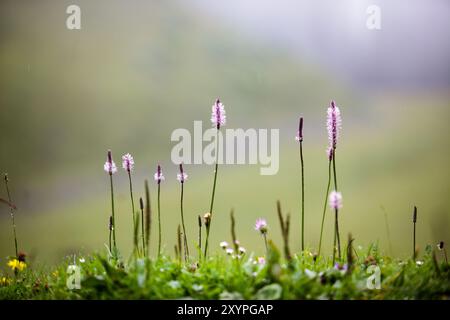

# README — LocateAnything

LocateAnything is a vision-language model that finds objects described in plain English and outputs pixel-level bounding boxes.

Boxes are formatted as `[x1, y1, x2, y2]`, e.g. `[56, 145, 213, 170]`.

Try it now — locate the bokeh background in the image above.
[1, 0, 449, 266]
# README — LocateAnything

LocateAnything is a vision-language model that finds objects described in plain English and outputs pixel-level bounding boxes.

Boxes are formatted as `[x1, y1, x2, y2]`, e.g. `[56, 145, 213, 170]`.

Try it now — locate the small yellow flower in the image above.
[7, 259, 27, 272]
[0, 277, 12, 286]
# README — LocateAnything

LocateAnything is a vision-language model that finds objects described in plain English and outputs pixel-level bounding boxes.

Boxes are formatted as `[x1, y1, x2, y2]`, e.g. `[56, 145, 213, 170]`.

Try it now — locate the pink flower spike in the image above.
[122, 153, 134, 172]
[211, 98, 226, 129]
[104, 150, 117, 175]
[329, 191, 343, 210]
[255, 218, 268, 234]
[257, 257, 266, 265]
[177, 164, 188, 183]
[326, 100, 342, 150]
[154, 164, 165, 184]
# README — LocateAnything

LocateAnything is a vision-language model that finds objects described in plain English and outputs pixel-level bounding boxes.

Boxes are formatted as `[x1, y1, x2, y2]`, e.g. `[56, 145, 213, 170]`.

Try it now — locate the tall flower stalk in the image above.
[296, 117, 305, 251]
[104, 150, 118, 253]
[204, 98, 226, 257]
[4, 174, 19, 258]
[122, 153, 136, 252]
[327, 100, 342, 261]
[139, 198, 145, 255]
[108, 215, 113, 253]
[154, 165, 164, 257]
[144, 179, 151, 257]
[177, 164, 189, 261]
[317, 148, 333, 257]
[412, 206, 417, 260]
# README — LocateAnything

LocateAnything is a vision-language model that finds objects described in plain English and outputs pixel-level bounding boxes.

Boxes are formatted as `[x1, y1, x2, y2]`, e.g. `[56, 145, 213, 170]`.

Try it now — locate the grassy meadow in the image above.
[0, 1, 449, 299]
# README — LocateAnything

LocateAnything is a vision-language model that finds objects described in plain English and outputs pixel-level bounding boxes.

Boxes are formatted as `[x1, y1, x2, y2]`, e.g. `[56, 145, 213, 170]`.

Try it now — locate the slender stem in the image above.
[444, 248, 448, 264]
[413, 222, 416, 260]
[109, 174, 117, 252]
[381, 207, 393, 255]
[335, 209, 341, 259]
[204, 129, 220, 257]
[157, 183, 161, 257]
[332, 227, 337, 266]
[331, 150, 341, 259]
[263, 233, 268, 255]
[141, 207, 145, 256]
[332, 150, 338, 190]
[127, 171, 136, 254]
[5, 178, 18, 258]
[317, 160, 332, 257]
[198, 216, 202, 259]
[299, 140, 305, 251]
[109, 223, 112, 253]
[180, 182, 189, 261]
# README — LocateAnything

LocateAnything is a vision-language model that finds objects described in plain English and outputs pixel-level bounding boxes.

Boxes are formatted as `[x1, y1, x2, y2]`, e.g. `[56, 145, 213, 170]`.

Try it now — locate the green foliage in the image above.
[1, 246, 449, 300]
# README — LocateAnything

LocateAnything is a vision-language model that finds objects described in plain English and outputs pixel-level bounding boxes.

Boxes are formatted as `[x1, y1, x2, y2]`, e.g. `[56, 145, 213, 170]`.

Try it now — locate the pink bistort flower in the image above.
[211, 98, 226, 129]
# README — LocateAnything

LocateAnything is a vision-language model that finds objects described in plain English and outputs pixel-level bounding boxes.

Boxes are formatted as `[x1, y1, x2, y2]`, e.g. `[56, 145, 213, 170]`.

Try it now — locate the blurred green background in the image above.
[0, 0, 449, 267]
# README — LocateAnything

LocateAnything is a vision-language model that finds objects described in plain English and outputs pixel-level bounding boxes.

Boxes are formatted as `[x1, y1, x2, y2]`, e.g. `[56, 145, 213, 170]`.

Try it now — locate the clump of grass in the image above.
[1, 245, 448, 300]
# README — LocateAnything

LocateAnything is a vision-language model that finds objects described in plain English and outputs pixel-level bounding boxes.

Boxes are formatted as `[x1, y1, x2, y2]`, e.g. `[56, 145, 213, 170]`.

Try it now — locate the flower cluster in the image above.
[0, 277, 12, 286]
[177, 164, 188, 183]
[122, 153, 134, 172]
[104, 150, 117, 174]
[255, 218, 268, 234]
[211, 98, 226, 129]
[329, 191, 343, 210]
[219, 240, 246, 259]
[8, 259, 26, 272]
[154, 164, 165, 184]
[326, 100, 342, 151]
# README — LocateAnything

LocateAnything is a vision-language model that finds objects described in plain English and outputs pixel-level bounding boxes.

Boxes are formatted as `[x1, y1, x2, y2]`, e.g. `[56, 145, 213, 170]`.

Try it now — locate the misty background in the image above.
[0, 0, 449, 265]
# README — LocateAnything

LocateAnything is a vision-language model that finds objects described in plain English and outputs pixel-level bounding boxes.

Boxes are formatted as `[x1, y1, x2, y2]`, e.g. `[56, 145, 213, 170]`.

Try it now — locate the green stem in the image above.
[157, 183, 161, 257]
[109, 223, 112, 253]
[413, 222, 416, 260]
[180, 182, 189, 261]
[317, 160, 332, 257]
[141, 207, 145, 257]
[204, 129, 220, 257]
[332, 225, 337, 266]
[332, 150, 338, 190]
[109, 174, 117, 252]
[5, 178, 18, 258]
[335, 209, 341, 260]
[299, 140, 305, 251]
[263, 233, 268, 255]
[128, 172, 136, 253]
[332, 150, 341, 259]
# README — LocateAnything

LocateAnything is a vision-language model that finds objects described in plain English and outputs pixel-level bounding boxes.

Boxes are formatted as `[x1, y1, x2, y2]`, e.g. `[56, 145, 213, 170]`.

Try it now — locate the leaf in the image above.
[254, 283, 283, 300]
[219, 291, 244, 300]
